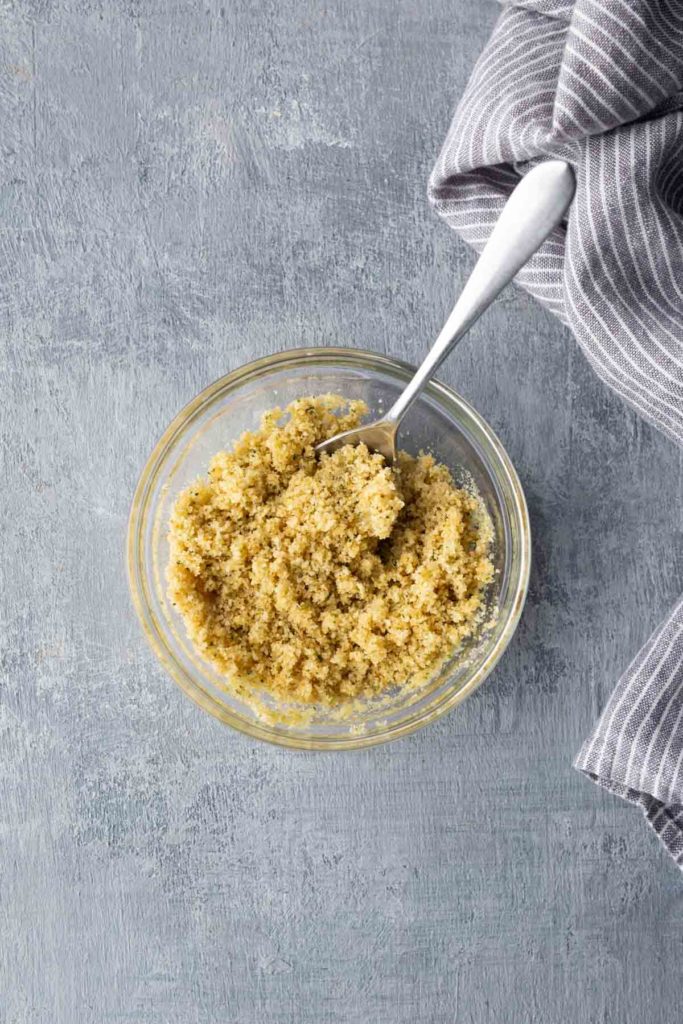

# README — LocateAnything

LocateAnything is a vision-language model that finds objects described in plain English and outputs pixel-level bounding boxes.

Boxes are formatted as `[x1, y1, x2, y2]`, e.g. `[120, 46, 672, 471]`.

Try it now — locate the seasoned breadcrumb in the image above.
[168, 395, 493, 705]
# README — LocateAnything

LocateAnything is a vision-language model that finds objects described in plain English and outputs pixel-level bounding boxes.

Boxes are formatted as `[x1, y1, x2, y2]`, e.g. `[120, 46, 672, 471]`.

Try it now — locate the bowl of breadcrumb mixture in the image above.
[128, 348, 530, 748]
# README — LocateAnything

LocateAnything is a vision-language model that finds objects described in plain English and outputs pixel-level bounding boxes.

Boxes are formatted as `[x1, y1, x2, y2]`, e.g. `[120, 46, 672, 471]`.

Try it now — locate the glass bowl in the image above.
[127, 347, 530, 749]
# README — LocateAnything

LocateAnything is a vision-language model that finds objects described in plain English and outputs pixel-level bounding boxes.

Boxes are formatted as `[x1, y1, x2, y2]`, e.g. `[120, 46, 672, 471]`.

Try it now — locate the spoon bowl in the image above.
[315, 419, 398, 462]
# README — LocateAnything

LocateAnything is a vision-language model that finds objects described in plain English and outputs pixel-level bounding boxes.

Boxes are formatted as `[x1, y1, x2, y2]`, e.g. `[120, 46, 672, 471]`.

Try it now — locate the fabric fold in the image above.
[575, 598, 683, 866]
[429, 0, 683, 866]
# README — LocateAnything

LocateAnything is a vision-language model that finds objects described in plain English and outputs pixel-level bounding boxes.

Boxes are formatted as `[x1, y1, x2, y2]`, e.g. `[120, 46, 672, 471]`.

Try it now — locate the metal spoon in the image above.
[315, 159, 575, 463]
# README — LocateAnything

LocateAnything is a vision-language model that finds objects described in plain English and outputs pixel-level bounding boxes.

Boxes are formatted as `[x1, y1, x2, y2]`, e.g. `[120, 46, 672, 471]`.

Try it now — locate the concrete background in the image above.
[2, 1, 682, 1022]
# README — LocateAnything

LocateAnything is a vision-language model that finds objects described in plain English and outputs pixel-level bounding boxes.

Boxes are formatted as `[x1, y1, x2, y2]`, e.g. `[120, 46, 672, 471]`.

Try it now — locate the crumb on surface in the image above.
[167, 395, 494, 705]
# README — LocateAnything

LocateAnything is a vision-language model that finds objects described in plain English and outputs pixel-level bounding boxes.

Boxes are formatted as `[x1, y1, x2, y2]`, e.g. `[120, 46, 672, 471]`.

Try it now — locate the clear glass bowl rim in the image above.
[127, 346, 531, 750]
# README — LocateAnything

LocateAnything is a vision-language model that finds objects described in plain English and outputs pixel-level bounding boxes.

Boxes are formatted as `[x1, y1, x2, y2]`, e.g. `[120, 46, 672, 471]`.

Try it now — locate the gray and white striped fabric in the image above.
[429, 0, 683, 867]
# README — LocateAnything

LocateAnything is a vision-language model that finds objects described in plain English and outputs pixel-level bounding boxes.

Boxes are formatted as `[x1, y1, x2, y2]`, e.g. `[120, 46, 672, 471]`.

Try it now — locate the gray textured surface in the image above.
[2, 1, 683, 1022]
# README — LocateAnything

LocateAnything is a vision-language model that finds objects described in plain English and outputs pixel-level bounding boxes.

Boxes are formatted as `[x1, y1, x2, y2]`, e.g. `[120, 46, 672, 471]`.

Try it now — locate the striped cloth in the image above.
[429, 0, 683, 867]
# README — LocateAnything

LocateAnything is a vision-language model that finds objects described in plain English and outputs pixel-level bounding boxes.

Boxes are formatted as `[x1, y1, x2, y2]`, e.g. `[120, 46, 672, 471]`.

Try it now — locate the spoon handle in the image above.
[385, 160, 575, 426]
